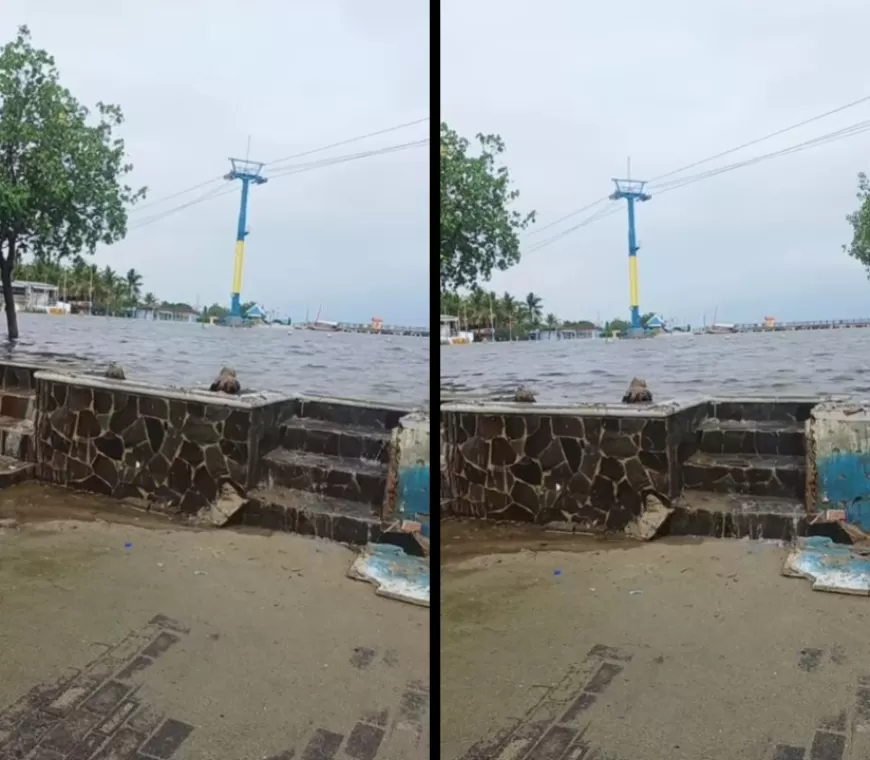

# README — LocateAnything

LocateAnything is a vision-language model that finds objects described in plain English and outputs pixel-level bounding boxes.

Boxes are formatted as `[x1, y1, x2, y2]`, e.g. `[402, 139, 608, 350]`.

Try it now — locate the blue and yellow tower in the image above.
[610, 178, 651, 335]
[224, 158, 267, 321]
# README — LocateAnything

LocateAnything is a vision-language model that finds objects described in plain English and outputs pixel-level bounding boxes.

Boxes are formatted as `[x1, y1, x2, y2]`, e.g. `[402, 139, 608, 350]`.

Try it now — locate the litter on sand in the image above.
[348, 543, 429, 607]
[783, 536, 870, 595]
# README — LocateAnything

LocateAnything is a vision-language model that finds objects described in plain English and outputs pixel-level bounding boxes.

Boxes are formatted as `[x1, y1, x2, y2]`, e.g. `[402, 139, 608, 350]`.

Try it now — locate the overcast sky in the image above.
[442, 0, 870, 326]
[1, 1, 429, 325]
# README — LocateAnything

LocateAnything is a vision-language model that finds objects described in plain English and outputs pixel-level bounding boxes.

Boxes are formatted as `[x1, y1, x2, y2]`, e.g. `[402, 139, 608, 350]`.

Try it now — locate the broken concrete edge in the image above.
[624, 494, 673, 541]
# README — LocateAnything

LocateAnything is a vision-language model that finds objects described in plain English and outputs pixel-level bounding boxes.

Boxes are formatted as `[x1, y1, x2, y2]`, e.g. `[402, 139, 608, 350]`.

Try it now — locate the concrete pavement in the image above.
[441, 521, 870, 760]
[0, 484, 429, 759]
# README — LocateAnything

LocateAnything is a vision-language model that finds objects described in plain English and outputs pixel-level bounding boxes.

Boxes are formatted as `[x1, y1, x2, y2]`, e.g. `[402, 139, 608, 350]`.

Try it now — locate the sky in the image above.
[441, 0, 870, 326]
[1, 1, 430, 325]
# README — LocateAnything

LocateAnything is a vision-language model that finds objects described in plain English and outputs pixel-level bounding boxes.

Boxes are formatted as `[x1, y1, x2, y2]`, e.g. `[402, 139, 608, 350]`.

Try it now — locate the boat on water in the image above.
[306, 320, 340, 332]
[705, 323, 737, 335]
[440, 314, 474, 345]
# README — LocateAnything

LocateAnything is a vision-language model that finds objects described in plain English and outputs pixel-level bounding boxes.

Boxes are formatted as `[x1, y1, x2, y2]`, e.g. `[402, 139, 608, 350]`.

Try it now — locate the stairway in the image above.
[672, 401, 810, 540]
[0, 383, 37, 485]
[246, 404, 393, 545]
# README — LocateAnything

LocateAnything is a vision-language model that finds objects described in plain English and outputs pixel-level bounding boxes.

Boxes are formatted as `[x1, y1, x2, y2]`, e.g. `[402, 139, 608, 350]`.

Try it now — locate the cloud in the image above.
[441, 0, 870, 325]
[1, 0, 430, 325]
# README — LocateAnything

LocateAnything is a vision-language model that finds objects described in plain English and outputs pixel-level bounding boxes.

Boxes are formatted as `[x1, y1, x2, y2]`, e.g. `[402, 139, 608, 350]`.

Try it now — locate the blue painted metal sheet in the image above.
[783, 536, 870, 595]
[348, 543, 429, 607]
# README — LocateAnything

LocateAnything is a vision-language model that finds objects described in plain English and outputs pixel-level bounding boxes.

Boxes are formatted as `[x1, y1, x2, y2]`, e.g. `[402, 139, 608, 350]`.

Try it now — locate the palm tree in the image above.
[524, 292, 543, 329]
[125, 268, 143, 304]
[143, 292, 157, 309]
[501, 292, 519, 339]
[467, 289, 489, 329]
[545, 313, 559, 337]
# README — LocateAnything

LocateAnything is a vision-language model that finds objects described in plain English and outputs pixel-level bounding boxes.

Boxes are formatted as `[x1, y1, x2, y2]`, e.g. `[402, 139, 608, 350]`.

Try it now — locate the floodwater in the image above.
[440, 328, 870, 404]
[4, 314, 430, 406]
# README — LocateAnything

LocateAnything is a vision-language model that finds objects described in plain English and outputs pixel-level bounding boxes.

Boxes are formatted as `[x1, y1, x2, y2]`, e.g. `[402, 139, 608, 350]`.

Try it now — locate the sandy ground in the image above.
[0, 484, 429, 759]
[441, 520, 870, 760]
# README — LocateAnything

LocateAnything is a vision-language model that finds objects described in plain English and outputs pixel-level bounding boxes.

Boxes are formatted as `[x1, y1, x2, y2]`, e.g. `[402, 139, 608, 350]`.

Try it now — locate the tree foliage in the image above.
[440, 122, 535, 293]
[0, 26, 145, 338]
[844, 172, 870, 277]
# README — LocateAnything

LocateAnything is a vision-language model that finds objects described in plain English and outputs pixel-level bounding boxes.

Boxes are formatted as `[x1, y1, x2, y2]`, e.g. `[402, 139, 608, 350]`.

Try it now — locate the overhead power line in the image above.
[525, 203, 621, 253]
[129, 116, 430, 215]
[529, 91, 870, 240]
[265, 117, 430, 169]
[523, 197, 609, 238]
[126, 138, 429, 233]
[648, 93, 870, 184]
[650, 118, 870, 195]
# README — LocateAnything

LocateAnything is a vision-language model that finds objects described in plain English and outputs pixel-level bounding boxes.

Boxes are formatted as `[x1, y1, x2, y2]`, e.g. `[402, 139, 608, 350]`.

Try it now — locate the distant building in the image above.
[0, 280, 59, 312]
[135, 307, 199, 323]
[244, 304, 266, 321]
[645, 314, 665, 332]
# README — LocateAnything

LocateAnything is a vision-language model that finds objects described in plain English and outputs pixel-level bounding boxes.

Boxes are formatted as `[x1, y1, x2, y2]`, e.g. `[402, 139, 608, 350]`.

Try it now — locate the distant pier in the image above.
[300, 322, 429, 337]
[733, 318, 870, 333]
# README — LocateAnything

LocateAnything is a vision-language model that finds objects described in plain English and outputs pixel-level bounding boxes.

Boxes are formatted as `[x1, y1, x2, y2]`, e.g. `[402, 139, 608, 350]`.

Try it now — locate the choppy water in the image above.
[3, 314, 430, 406]
[440, 330, 870, 404]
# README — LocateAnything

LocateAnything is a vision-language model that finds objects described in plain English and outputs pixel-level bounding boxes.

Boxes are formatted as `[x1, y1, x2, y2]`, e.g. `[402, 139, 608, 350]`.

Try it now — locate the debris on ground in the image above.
[382, 519, 430, 557]
[348, 543, 429, 607]
[783, 536, 870, 595]
[624, 492, 673, 540]
[199, 483, 246, 527]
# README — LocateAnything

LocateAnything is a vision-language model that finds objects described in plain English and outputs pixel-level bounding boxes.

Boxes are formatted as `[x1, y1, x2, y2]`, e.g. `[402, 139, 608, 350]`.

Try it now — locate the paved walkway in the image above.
[0, 485, 429, 759]
[442, 523, 870, 760]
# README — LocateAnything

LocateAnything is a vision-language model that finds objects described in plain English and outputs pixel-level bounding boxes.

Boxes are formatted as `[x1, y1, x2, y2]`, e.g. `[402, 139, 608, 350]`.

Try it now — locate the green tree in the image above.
[604, 318, 632, 336]
[545, 313, 559, 336]
[124, 268, 143, 303]
[845, 172, 870, 276]
[142, 292, 157, 308]
[440, 122, 535, 292]
[500, 292, 519, 332]
[0, 26, 145, 338]
[201, 303, 228, 322]
[524, 292, 543, 327]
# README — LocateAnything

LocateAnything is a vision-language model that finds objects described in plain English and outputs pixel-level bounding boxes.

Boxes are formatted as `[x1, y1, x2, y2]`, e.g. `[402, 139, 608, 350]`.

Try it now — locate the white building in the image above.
[0, 280, 59, 312]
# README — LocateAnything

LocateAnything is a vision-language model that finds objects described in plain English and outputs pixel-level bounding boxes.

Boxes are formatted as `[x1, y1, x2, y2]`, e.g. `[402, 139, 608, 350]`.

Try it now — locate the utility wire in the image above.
[525, 114, 870, 253]
[265, 117, 430, 169]
[523, 197, 609, 237]
[129, 116, 430, 215]
[125, 139, 429, 233]
[525, 203, 622, 253]
[529, 92, 870, 239]
[650, 118, 870, 194]
[128, 184, 233, 229]
[648, 94, 870, 184]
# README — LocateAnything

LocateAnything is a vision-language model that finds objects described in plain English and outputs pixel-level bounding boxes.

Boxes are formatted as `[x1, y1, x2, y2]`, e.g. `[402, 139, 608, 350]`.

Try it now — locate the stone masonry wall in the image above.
[442, 408, 676, 532]
[36, 376, 255, 512]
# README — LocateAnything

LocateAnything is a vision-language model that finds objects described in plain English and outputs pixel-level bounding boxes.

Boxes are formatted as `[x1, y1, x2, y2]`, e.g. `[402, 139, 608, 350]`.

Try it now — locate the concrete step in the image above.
[683, 451, 805, 499]
[666, 491, 806, 540]
[261, 448, 387, 507]
[0, 454, 36, 488]
[0, 416, 34, 461]
[0, 388, 34, 421]
[280, 418, 390, 464]
[698, 418, 805, 457]
[241, 487, 381, 546]
[297, 398, 406, 431]
[708, 400, 815, 423]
